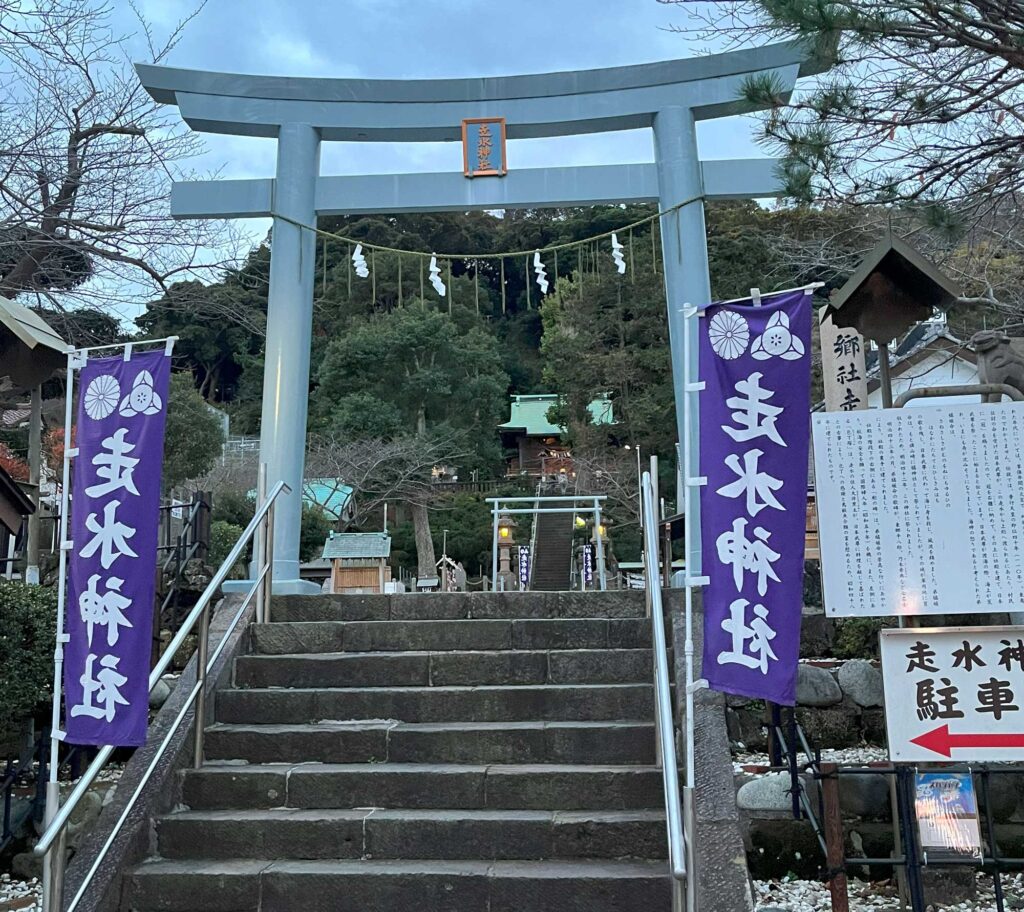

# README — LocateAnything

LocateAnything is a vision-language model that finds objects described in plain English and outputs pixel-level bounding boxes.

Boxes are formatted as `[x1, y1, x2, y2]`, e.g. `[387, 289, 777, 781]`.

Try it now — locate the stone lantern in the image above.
[497, 513, 518, 591]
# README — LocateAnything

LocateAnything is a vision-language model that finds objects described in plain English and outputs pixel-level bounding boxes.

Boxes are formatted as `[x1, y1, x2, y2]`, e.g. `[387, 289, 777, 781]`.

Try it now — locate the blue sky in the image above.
[124, 0, 766, 184]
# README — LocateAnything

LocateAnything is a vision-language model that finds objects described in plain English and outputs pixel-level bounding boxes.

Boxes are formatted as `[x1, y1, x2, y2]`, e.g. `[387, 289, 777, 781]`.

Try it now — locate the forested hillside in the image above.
[37, 200, 1013, 571]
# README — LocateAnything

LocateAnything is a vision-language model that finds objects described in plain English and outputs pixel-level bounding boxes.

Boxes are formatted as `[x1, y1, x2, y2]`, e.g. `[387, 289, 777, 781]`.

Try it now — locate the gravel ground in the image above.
[0, 873, 40, 911]
[735, 746, 889, 775]
[755, 872, 1024, 911]
[0, 866, 1018, 911]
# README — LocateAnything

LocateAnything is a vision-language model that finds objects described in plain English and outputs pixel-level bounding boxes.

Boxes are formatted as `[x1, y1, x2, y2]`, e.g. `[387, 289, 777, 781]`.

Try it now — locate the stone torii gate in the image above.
[136, 40, 824, 592]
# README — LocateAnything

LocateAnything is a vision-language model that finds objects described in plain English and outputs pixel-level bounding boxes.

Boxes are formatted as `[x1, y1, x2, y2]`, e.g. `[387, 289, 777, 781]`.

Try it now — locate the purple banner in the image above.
[518, 546, 531, 587]
[583, 544, 594, 586]
[699, 290, 812, 705]
[65, 350, 170, 746]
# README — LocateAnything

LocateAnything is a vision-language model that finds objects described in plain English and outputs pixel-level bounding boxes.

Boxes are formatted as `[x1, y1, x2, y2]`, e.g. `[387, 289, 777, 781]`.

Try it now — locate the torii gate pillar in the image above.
[260, 124, 321, 586]
[654, 106, 711, 568]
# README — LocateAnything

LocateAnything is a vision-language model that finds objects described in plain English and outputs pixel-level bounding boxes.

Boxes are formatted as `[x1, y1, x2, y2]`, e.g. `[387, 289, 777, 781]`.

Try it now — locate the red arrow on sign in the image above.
[910, 724, 1024, 757]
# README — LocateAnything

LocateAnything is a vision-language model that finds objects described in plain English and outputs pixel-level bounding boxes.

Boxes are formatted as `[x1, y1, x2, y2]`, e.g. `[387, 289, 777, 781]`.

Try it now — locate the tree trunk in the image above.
[412, 404, 434, 577]
[411, 501, 436, 579]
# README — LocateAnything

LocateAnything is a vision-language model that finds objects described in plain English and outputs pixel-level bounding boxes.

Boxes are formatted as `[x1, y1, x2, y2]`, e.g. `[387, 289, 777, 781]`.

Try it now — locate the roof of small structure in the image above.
[0, 295, 67, 389]
[303, 478, 355, 521]
[825, 234, 962, 344]
[498, 394, 613, 437]
[322, 531, 391, 561]
[0, 465, 33, 534]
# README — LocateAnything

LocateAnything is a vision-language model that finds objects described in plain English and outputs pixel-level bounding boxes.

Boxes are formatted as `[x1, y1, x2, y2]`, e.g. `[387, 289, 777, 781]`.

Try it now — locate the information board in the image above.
[812, 404, 1024, 618]
[914, 772, 982, 862]
[881, 626, 1024, 762]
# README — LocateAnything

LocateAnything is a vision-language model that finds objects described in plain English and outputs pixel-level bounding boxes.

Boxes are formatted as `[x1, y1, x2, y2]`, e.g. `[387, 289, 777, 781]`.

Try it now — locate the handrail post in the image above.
[263, 498, 276, 624]
[46, 824, 67, 912]
[593, 498, 607, 591]
[192, 603, 211, 769]
[254, 463, 268, 624]
[491, 502, 499, 592]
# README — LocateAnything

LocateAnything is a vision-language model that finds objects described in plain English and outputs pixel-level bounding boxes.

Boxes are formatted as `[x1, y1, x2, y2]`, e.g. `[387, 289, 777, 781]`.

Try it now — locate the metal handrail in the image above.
[36, 477, 289, 912]
[640, 472, 687, 902]
[526, 481, 542, 590]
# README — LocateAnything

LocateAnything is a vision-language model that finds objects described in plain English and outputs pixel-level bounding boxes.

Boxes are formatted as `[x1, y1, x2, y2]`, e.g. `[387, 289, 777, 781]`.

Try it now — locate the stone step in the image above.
[250, 617, 652, 655]
[202, 720, 656, 765]
[182, 763, 667, 812]
[272, 590, 649, 622]
[234, 648, 655, 688]
[129, 858, 671, 912]
[157, 807, 667, 862]
[217, 683, 654, 724]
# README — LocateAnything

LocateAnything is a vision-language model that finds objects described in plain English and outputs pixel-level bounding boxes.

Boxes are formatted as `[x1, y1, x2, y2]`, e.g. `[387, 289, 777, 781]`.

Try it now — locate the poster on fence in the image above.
[915, 772, 982, 863]
[64, 349, 171, 747]
[699, 289, 813, 705]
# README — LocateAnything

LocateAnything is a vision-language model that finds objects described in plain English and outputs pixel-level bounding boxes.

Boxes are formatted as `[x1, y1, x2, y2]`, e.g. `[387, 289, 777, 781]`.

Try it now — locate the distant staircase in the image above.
[128, 590, 671, 911]
[530, 508, 575, 591]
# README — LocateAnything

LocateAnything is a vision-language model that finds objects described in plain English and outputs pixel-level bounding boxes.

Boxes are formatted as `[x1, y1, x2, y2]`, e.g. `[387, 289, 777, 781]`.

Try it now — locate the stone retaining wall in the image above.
[727, 658, 886, 751]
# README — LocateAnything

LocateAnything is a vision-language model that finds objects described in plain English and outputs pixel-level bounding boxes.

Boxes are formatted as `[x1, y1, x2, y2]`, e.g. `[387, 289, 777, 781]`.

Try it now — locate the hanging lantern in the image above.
[352, 244, 369, 278]
[611, 233, 626, 275]
[429, 254, 446, 297]
[533, 250, 549, 294]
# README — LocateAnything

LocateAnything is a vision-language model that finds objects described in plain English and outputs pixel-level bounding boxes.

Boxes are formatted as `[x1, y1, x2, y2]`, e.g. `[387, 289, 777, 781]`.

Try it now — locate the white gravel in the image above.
[735, 746, 889, 775]
[0, 865, 1018, 911]
[755, 872, 1023, 911]
[0, 872, 40, 911]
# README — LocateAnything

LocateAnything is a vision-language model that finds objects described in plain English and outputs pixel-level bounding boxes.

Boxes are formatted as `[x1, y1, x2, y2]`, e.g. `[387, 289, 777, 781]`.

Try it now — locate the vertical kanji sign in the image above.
[881, 626, 1024, 762]
[518, 546, 531, 588]
[64, 350, 170, 747]
[699, 290, 813, 704]
[818, 310, 867, 413]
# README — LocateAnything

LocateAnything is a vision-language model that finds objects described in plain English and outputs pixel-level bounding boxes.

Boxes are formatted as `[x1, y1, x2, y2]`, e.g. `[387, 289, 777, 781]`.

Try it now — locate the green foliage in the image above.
[139, 279, 265, 403]
[211, 492, 333, 563]
[211, 490, 254, 528]
[0, 582, 56, 734]
[433, 493, 501, 573]
[323, 392, 405, 440]
[833, 617, 896, 660]
[314, 305, 508, 473]
[208, 520, 247, 577]
[163, 374, 226, 491]
[300, 505, 334, 562]
[35, 306, 125, 349]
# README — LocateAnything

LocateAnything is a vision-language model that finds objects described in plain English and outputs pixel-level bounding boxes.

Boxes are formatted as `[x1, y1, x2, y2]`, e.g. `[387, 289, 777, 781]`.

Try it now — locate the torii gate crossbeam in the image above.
[136, 41, 826, 592]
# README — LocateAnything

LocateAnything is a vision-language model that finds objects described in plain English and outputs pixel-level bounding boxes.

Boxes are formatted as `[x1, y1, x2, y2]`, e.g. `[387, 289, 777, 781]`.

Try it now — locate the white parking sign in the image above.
[881, 626, 1024, 762]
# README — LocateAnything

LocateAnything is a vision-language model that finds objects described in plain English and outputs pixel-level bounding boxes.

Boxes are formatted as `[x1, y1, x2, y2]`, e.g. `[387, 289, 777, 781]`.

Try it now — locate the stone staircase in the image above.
[530, 510, 575, 590]
[127, 591, 671, 911]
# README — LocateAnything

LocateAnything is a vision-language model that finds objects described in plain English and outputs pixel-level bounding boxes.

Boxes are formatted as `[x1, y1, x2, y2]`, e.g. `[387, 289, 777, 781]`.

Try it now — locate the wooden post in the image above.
[25, 385, 42, 584]
[877, 341, 894, 408]
[820, 762, 850, 912]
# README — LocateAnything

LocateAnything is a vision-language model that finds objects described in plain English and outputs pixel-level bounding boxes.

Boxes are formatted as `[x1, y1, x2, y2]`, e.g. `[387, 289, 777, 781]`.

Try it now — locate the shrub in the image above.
[833, 617, 897, 659]
[0, 582, 56, 734]
[208, 520, 247, 577]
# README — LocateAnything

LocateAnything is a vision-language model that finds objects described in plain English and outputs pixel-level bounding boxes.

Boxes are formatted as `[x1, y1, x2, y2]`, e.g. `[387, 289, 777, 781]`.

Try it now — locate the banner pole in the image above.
[42, 347, 78, 911]
[681, 304, 697, 792]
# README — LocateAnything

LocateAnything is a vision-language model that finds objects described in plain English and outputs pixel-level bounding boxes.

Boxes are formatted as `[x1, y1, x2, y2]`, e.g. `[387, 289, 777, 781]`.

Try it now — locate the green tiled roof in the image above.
[498, 394, 613, 437]
[322, 532, 391, 560]
[303, 478, 354, 520]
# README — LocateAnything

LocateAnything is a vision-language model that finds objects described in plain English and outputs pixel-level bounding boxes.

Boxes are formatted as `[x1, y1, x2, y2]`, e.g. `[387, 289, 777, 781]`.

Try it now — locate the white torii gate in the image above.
[136, 40, 824, 592]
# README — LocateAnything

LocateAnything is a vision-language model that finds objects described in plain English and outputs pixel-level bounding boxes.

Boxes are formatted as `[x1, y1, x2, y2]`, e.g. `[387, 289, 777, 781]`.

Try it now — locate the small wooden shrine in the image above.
[322, 531, 392, 595]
